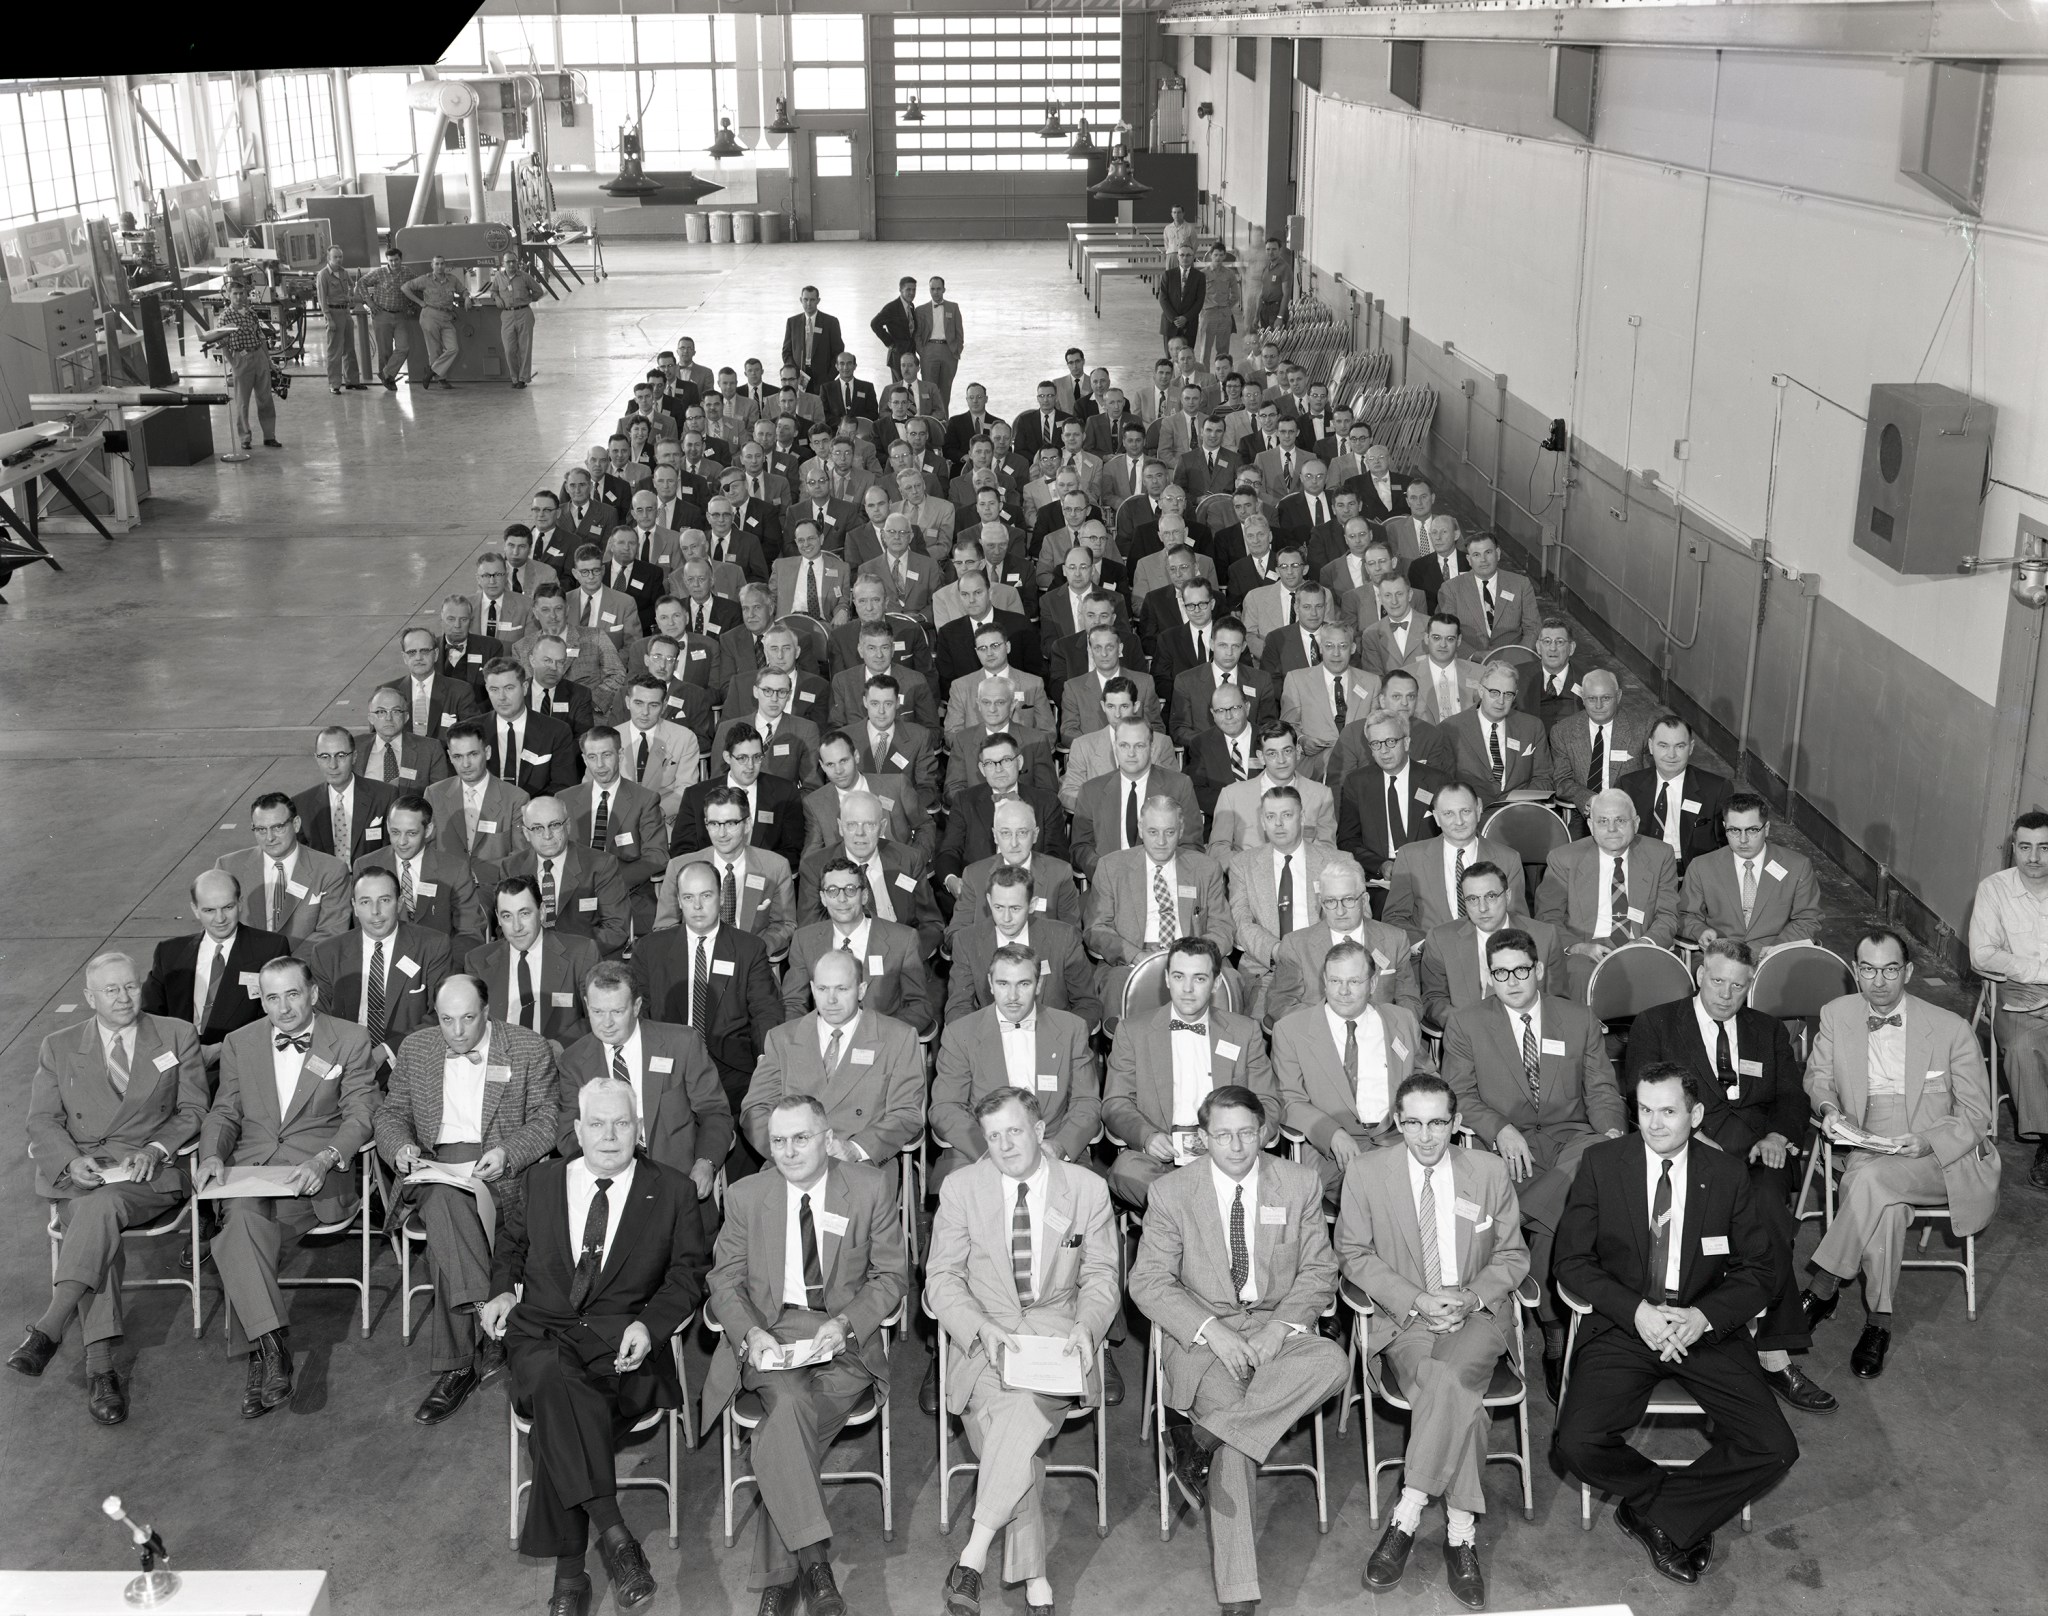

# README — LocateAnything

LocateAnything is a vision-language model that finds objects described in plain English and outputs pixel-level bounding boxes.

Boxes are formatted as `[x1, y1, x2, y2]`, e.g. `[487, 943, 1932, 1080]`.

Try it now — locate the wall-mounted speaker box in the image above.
[1852, 382, 1996, 574]
[1389, 41, 1423, 110]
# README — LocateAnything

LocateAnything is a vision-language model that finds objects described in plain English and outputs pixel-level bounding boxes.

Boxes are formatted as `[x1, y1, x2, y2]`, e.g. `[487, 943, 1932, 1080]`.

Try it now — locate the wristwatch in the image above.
[315, 1147, 343, 1173]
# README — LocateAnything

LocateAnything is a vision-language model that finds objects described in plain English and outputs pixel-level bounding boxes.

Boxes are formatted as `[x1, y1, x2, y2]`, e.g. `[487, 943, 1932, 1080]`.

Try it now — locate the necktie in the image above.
[1608, 856, 1631, 941]
[691, 599, 706, 635]
[1868, 1013, 1902, 1031]
[569, 1176, 615, 1309]
[636, 730, 650, 782]
[1453, 846, 1467, 908]
[1333, 673, 1348, 730]
[1283, 592, 1294, 626]
[400, 859, 416, 918]
[592, 789, 611, 850]
[464, 790, 481, 848]
[1125, 780, 1140, 848]
[1647, 1160, 1674, 1305]
[274, 1030, 313, 1054]
[720, 861, 740, 925]
[1169, 1018, 1206, 1036]
[798, 1191, 827, 1311]
[1277, 854, 1294, 938]
[501, 724, 518, 782]
[333, 792, 350, 858]
[751, 475, 762, 500]
[1587, 726, 1605, 794]
[485, 598, 499, 638]
[1387, 776, 1407, 850]
[106, 1033, 131, 1097]
[1154, 861, 1176, 944]
[365, 940, 387, 1042]
[1714, 1018, 1736, 1096]
[1521, 1013, 1541, 1107]
[1418, 1166, 1443, 1290]
[379, 740, 400, 783]
[586, 592, 601, 628]
[413, 694, 429, 738]
[194, 941, 221, 1030]
[1482, 579, 1496, 635]
[803, 561, 820, 617]
[1740, 859, 1758, 925]
[1309, 634, 1323, 667]
[1229, 1184, 1250, 1298]
[1230, 736, 1249, 781]
[690, 937, 710, 1029]
[540, 861, 558, 925]
[1312, 496, 1324, 526]
[609, 1043, 631, 1093]
[1649, 781, 1670, 837]
[266, 859, 285, 931]
[1012, 1181, 1035, 1303]
[516, 949, 536, 1029]
[1343, 1016, 1359, 1103]
[1489, 723, 1506, 786]
[824, 1026, 843, 1072]
[1194, 628, 1206, 663]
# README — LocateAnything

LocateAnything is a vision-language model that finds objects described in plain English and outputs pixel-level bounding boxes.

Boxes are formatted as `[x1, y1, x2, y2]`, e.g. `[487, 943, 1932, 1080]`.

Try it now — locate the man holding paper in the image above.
[925, 1088, 1121, 1616]
[1129, 1085, 1348, 1616]
[15, 953, 207, 1425]
[376, 975, 561, 1425]
[196, 956, 379, 1419]
[701, 1094, 907, 1616]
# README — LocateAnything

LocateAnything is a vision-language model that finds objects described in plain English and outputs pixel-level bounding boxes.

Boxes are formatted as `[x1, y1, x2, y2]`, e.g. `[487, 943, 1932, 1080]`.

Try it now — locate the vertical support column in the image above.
[466, 112, 487, 222]
[333, 69, 358, 185]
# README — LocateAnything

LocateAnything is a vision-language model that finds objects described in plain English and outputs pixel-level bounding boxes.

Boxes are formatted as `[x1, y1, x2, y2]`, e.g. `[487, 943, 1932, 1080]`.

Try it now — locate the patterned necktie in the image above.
[721, 862, 739, 925]
[1332, 673, 1347, 731]
[1154, 862, 1176, 945]
[800, 1192, 827, 1311]
[485, 598, 499, 639]
[106, 1032, 131, 1097]
[1482, 579, 1496, 636]
[333, 792, 350, 859]
[1740, 859, 1758, 925]
[1649, 780, 1670, 838]
[803, 561, 821, 617]
[1715, 1019, 1736, 1096]
[1453, 847, 1467, 911]
[1608, 856, 1631, 941]
[516, 949, 536, 1030]
[378, 741, 399, 783]
[194, 940, 222, 1030]
[1344, 1017, 1360, 1107]
[1587, 726, 1605, 794]
[1489, 723, 1506, 786]
[1309, 633, 1323, 667]
[1229, 1184, 1250, 1298]
[541, 861, 558, 926]
[592, 789, 611, 850]
[1521, 1013, 1542, 1107]
[1868, 1013, 1902, 1031]
[691, 937, 709, 1029]
[266, 859, 285, 931]
[569, 1176, 614, 1309]
[1276, 854, 1294, 938]
[1647, 1160, 1674, 1305]
[365, 940, 387, 1043]
[824, 1026, 843, 1073]
[1012, 1181, 1035, 1304]
[1418, 1166, 1443, 1291]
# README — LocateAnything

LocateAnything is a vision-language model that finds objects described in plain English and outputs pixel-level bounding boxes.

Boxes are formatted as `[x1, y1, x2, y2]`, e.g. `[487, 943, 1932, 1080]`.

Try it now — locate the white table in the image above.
[0, 1569, 329, 1615]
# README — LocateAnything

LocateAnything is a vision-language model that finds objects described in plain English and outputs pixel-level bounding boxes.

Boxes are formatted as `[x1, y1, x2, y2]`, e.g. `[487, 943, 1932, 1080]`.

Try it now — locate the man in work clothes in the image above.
[314, 247, 364, 394]
[360, 246, 414, 391]
[489, 250, 541, 390]
[404, 255, 467, 389]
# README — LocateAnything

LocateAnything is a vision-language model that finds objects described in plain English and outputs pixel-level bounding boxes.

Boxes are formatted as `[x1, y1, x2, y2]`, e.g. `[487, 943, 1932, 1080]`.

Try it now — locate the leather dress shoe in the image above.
[801, 1561, 846, 1616]
[1690, 1531, 1715, 1576]
[477, 1336, 507, 1382]
[595, 1524, 655, 1610]
[1765, 1363, 1839, 1413]
[249, 1330, 294, 1416]
[2029, 1144, 2048, 1190]
[1850, 1323, 1892, 1379]
[415, 1367, 480, 1424]
[919, 1354, 940, 1416]
[1799, 1289, 1838, 1332]
[1166, 1423, 1213, 1509]
[1541, 1353, 1563, 1406]
[1101, 1350, 1124, 1406]
[1362, 1520, 1414, 1590]
[755, 1583, 797, 1616]
[7, 1325, 57, 1377]
[1027, 1603, 1054, 1616]
[1615, 1500, 1698, 1585]
[87, 1369, 127, 1425]
[942, 1562, 982, 1616]
[546, 1574, 591, 1616]
[240, 1351, 271, 1419]
[1443, 1538, 1487, 1609]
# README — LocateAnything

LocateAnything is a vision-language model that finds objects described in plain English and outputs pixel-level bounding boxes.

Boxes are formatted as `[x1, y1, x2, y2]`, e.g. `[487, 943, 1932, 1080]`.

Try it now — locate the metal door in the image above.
[810, 132, 865, 239]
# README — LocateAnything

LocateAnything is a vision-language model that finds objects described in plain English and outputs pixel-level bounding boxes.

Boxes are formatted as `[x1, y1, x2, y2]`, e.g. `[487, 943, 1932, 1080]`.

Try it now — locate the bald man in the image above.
[141, 869, 292, 1070]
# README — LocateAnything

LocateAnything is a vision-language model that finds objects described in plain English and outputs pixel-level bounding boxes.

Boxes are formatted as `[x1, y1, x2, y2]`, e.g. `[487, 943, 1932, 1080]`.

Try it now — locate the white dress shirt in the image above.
[1645, 1141, 1688, 1295]
[782, 1170, 831, 1307]
[438, 1027, 490, 1144]
[1693, 996, 1740, 1096]
[568, 1155, 638, 1269]
[1441, 837, 1479, 921]
[998, 1011, 1038, 1093]
[1326, 1003, 1390, 1123]
[999, 1155, 1052, 1298]
[1209, 1158, 1260, 1303]
[1408, 1150, 1462, 1289]
[505, 938, 546, 1033]
[830, 914, 874, 964]
[1653, 774, 1686, 858]
[1169, 1014, 1211, 1135]
[270, 1024, 310, 1118]
[600, 1024, 647, 1136]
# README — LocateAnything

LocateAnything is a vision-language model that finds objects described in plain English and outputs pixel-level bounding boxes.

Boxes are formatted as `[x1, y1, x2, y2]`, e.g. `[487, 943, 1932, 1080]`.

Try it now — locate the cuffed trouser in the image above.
[323, 312, 360, 385]
[212, 1192, 332, 1353]
[418, 307, 460, 379]
[52, 1179, 186, 1344]
[416, 1142, 493, 1372]
[513, 1338, 628, 1557]
[1995, 1005, 2048, 1137]
[1378, 1309, 1511, 1513]
[962, 1385, 1070, 1584]
[742, 1308, 875, 1589]
[1808, 1149, 1948, 1314]
[918, 342, 958, 410]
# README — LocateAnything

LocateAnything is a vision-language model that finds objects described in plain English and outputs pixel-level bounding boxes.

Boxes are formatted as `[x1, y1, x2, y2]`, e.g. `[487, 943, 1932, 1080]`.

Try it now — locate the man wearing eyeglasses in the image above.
[292, 728, 394, 865]
[1440, 928, 1625, 1401]
[1335, 711, 1454, 904]
[656, 786, 797, 960]
[671, 725, 807, 871]
[1443, 665, 1553, 810]
[782, 855, 934, 1037]
[1208, 720, 1338, 863]
[1799, 926, 1997, 1380]
[1533, 788, 1680, 1002]
[1416, 860, 1568, 1035]
[1379, 781, 1529, 944]
[1342, 1074, 1529, 1609]
[944, 798, 1085, 942]
[1677, 792, 1823, 954]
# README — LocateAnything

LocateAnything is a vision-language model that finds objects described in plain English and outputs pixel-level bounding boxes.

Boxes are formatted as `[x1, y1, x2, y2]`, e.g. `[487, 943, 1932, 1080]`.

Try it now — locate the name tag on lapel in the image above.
[757, 810, 776, 824]
[398, 766, 418, 780]
[151, 1050, 179, 1072]
[894, 873, 916, 892]
[816, 1208, 850, 1238]
[477, 820, 499, 834]
[415, 879, 439, 896]
[1177, 884, 1197, 898]
[1736, 1059, 1763, 1077]
[1504, 738, 1522, 754]
[1031, 897, 1048, 912]
[304, 1054, 332, 1079]
[1765, 860, 1789, 881]
[1045, 1204, 1072, 1235]
[890, 752, 910, 770]
[440, 712, 457, 726]
[1372, 948, 1393, 972]
[1609, 748, 1632, 762]
[1681, 798, 1702, 814]
[1500, 589, 1516, 602]
[869, 954, 886, 975]
[1626, 906, 1647, 924]
[1391, 1036, 1410, 1060]
[551, 992, 574, 1007]
[578, 897, 599, 912]
[649, 1056, 674, 1073]
[1258, 1205, 1287, 1226]
[485, 1064, 512, 1085]
[1415, 788, 1433, 805]
[712, 960, 735, 977]
[1215, 1040, 1241, 1060]
[691, 648, 709, 661]
[851, 1048, 876, 1066]
[396, 956, 420, 977]
[1453, 1197, 1483, 1221]
[796, 690, 818, 706]
[1701, 1235, 1730, 1256]
[773, 743, 791, 757]
[285, 881, 310, 899]
[745, 873, 766, 890]
[1540, 1038, 1567, 1056]
[1036, 1072, 1060, 1092]
[240, 972, 262, 993]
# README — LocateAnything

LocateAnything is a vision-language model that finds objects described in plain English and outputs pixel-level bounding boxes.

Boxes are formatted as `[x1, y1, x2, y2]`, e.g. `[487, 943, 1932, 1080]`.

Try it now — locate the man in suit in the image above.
[1061, 683, 1176, 814]
[1084, 794, 1235, 1010]
[795, 789, 944, 960]
[1348, 445, 1409, 526]
[498, 797, 631, 958]
[858, 514, 944, 616]
[802, 732, 922, 859]
[782, 856, 935, 1036]
[1171, 617, 1276, 750]
[1436, 533, 1539, 654]
[1280, 622, 1381, 783]
[436, 594, 507, 692]
[1551, 1063, 1801, 1585]
[1011, 380, 1073, 466]
[712, 668, 822, 796]
[828, 623, 941, 737]
[944, 861, 1101, 1027]
[565, 549, 642, 658]
[479, 658, 579, 796]
[1156, 247, 1206, 353]
[15, 953, 206, 1422]
[784, 461, 863, 562]
[870, 275, 921, 376]
[217, 792, 351, 947]
[782, 286, 845, 392]
[526, 637, 600, 739]
[355, 795, 485, 957]
[1069, 722, 1204, 878]
[599, 531, 668, 636]
[1620, 715, 1731, 877]
[946, 798, 1084, 934]
[1343, 1073, 1530, 1608]
[816, 351, 879, 431]
[1176, 415, 1242, 504]
[374, 976, 558, 1424]
[1440, 929, 1627, 1394]
[1417, 859, 1569, 1033]
[1971, 809, 2048, 1188]
[925, 1086, 1120, 1616]
[1130, 1086, 1348, 1616]
[477, 1079, 707, 1616]
[475, 551, 536, 643]
[943, 383, 999, 465]
[1624, 941, 1837, 1412]
[1262, 855, 1421, 1028]
[1548, 669, 1649, 820]
[1534, 789, 1682, 1000]
[561, 725, 670, 939]
[195, 956, 379, 1417]
[701, 1093, 905, 1616]
[772, 520, 851, 622]
[306, 866, 450, 1076]
[1334, 710, 1452, 894]
[1227, 786, 1337, 1022]
[1406, 615, 1487, 726]
[1444, 663, 1554, 809]
[1357, 576, 1427, 681]
[516, 589, 631, 724]
[1185, 682, 1261, 830]
[357, 687, 452, 789]
[671, 725, 807, 869]
[1678, 793, 1823, 952]
[429, 724, 531, 873]
[1060, 638, 1162, 744]
[1207, 719, 1339, 863]
[655, 787, 798, 957]
[1320, 528, 1394, 635]
[470, 877, 600, 1049]
[1102, 938, 1277, 1208]
[941, 625, 1050, 739]
[141, 870, 290, 1071]
[913, 276, 964, 408]
[1526, 618, 1595, 728]
[939, 733, 1071, 897]
[1245, 554, 1321, 672]
[1801, 927, 1998, 1380]
[1406, 515, 1467, 617]
[1379, 781, 1529, 942]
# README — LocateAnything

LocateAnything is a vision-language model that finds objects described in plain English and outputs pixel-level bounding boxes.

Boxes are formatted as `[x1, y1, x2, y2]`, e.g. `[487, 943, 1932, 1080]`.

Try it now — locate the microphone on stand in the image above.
[103, 1495, 180, 1606]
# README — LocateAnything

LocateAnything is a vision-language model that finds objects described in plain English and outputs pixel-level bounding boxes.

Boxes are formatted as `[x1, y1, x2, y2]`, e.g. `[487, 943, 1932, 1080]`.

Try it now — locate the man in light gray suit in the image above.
[1677, 792, 1823, 952]
[925, 1088, 1121, 1616]
[216, 792, 351, 946]
[1265, 856, 1422, 1028]
[1068, 726, 1204, 879]
[1130, 1086, 1348, 1616]
[1533, 789, 1681, 1001]
[1380, 782, 1529, 943]
[1082, 797, 1236, 1013]
[1416, 859, 1570, 1032]
[1227, 786, 1338, 1021]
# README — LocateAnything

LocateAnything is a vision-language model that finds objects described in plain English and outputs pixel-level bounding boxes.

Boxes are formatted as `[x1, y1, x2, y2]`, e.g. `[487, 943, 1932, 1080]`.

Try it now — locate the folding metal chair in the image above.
[1585, 940, 1694, 1022]
[1971, 970, 2011, 1127]
[1479, 801, 1571, 911]
[1746, 941, 1854, 1062]
[45, 1142, 204, 1338]
[273, 1156, 378, 1338]
[1795, 1136, 1981, 1319]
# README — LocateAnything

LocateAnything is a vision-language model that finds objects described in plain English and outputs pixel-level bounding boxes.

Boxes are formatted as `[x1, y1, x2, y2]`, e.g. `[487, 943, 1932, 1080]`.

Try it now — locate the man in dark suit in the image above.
[141, 869, 291, 1070]
[781, 286, 845, 392]
[817, 351, 878, 429]
[796, 793, 946, 961]
[497, 797, 632, 959]
[480, 658, 579, 796]
[477, 1079, 708, 1616]
[527, 640, 599, 739]
[870, 275, 921, 375]
[943, 383, 1000, 465]
[436, 598, 505, 692]
[293, 729, 396, 865]
[1184, 682, 1261, 827]
[305, 867, 452, 1077]
[1620, 714, 1731, 876]
[933, 593, 1040, 703]
[1009, 379, 1073, 463]
[935, 735, 1071, 894]
[357, 686, 453, 787]
[1551, 1063, 1800, 1585]
[469, 878, 603, 1048]
[1334, 708, 1454, 886]
[1155, 246, 1204, 353]
[1405, 516, 1466, 618]
[1623, 942, 1837, 1413]
[670, 735, 808, 869]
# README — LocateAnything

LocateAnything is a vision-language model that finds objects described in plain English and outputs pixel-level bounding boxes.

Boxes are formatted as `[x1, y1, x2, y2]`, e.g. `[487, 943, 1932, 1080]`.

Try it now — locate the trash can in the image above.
[684, 211, 708, 245]
[732, 210, 756, 244]
[756, 210, 784, 244]
[708, 210, 732, 243]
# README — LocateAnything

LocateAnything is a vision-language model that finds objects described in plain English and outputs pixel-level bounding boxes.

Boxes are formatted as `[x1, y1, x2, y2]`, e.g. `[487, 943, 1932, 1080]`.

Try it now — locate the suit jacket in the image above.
[1405, 656, 1489, 725]
[670, 773, 806, 868]
[373, 1019, 559, 1208]
[497, 846, 630, 956]
[1185, 726, 1254, 823]
[201, 1013, 380, 1222]
[743, 1008, 924, 1165]
[944, 915, 1100, 1027]
[1281, 666, 1383, 772]
[931, 1004, 1099, 1164]
[943, 667, 1053, 736]
[1272, 1002, 1430, 1152]
[947, 853, 1084, 940]
[1156, 264, 1205, 341]
[1339, 1143, 1529, 1322]
[1441, 710, 1553, 806]
[216, 846, 350, 946]
[512, 624, 628, 720]
[493, 1154, 708, 1419]
[353, 846, 484, 946]
[306, 924, 452, 1057]
[852, 721, 941, 813]
[353, 730, 451, 790]
[1082, 846, 1234, 966]
[629, 924, 780, 1098]
[781, 918, 934, 1036]
[1059, 726, 1176, 814]
[467, 933, 601, 1047]
[938, 783, 1070, 880]
[140, 926, 293, 1045]
[1058, 665, 1161, 743]
[783, 311, 847, 387]
[1619, 765, 1733, 875]
[560, 778, 669, 896]
[1534, 836, 1681, 950]
[701, 1158, 906, 1420]
[1548, 710, 1655, 813]
[915, 298, 964, 353]
[856, 549, 945, 616]
[653, 847, 796, 957]
[619, 721, 703, 827]
[1355, 615, 1426, 681]
[1676, 844, 1822, 950]
[1381, 834, 1532, 939]
[828, 665, 939, 734]
[1207, 774, 1339, 864]
[818, 375, 879, 427]
[1803, 992, 1999, 1235]
[870, 295, 918, 355]
[1418, 917, 1570, 1031]
[1350, 472, 1411, 526]
[1624, 998, 1807, 1159]
[801, 776, 921, 861]
[1069, 766, 1204, 878]
[1103, 1005, 1277, 1150]
[1334, 763, 1453, 881]
[529, 678, 596, 741]
[482, 709, 579, 796]
[943, 411, 1001, 465]
[425, 775, 530, 871]
[1229, 840, 1340, 974]
[796, 839, 944, 960]
[555, 1018, 733, 1174]
[1011, 407, 1076, 462]
[28, 1014, 207, 1197]
[1554, 1134, 1779, 1345]
[1174, 447, 1242, 504]
[934, 611, 1042, 701]
[604, 560, 669, 632]
[772, 553, 852, 620]
[1437, 570, 1540, 653]
[1265, 920, 1424, 1026]
[1170, 665, 1277, 750]
[566, 586, 642, 654]
[1439, 995, 1626, 1148]
[1406, 550, 1467, 617]
[1129, 1156, 1336, 1411]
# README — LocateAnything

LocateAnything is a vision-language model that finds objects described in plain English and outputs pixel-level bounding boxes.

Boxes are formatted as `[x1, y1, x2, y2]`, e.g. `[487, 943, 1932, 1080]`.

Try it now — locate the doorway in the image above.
[810, 131, 866, 239]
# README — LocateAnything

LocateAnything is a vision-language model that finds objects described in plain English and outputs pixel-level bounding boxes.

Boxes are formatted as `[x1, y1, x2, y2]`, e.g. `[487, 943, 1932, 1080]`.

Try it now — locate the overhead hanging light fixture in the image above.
[902, 92, 925, 124]
[1038, 100, 1067, 140]
[709, 115, 746, 158]
[1068, 115, 1096, 158]
[767, 96, 797, 135]
[1087, 154, 1151, 199]
[601, 125, 662, 196]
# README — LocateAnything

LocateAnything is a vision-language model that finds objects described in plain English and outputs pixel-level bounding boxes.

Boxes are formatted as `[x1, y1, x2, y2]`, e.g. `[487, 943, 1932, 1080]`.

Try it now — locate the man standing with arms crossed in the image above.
[403, 254, 467, 390]
[314, 246, 364, 394]
[489, 249, 542, 389]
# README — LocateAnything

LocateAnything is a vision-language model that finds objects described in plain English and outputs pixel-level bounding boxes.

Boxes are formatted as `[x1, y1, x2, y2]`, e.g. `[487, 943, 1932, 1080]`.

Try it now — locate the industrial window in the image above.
[792, 14, 867, 111]
[1193, 37, 1212, 74]
[884, 14, 1121, 173]
[348, 73, 420, 173]
[0, 83, 119, 229]
[203, 76, 242, 185]
[813, 133, 854, 178]
[132, 80, 192, 202]
[563, 16, 757, 167]
[258, 72, 339, 188]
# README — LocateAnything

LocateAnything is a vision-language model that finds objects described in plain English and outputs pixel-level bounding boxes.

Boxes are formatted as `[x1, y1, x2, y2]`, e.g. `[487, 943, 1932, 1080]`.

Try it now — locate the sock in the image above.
[1806, 1271, 1839, 1300]
[1190, 1422, 1224, 1455]
[583, 1496, 624, 1536]
[1539, 1322, 1567, 1359]
[1757, 1349, 1791, 1373]
[84, 1339, 116, 1374]
[796, 1541, 831, 1572]
[1391, 1486, 1427, 1534]
[34, 1281, 90, 1342]
[553, 1553, 586, 1587]
[1446, 1508, 1478, 1547]
[1868, 1310, 1892, 1325]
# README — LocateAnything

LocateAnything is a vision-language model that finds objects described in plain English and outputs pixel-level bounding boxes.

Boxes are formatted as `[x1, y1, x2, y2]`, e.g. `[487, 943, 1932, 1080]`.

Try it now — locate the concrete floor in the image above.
[1, 241, 2042, 1616]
